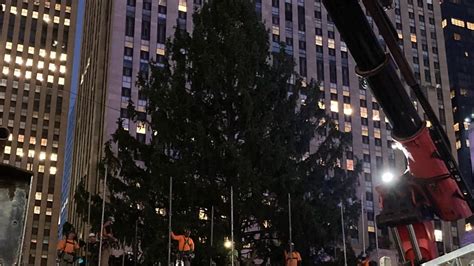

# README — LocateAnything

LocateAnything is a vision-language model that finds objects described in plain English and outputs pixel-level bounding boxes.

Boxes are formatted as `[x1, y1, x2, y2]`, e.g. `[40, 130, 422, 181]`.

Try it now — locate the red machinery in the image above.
[321, 0, 474, 264]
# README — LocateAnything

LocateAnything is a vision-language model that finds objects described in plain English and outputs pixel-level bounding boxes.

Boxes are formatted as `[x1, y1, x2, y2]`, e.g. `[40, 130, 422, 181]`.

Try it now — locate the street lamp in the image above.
[224, 238, 233, 249]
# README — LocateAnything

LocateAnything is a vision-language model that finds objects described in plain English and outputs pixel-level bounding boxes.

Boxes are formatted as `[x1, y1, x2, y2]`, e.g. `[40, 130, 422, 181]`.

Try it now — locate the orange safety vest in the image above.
[57, 239, 79, 254]
[171, 233, 194, 252]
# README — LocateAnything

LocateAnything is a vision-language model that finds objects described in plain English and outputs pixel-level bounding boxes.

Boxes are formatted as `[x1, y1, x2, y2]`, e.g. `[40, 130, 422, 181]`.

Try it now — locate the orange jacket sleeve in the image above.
[171, 232, 180, 240]
[57, 239, 66, 251]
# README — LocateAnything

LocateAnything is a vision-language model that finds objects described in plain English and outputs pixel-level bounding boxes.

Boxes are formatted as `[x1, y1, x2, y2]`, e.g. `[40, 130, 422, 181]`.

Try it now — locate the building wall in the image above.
[441, 0, 474, 189]
[69, 0, 459, 262]
[0, 0, 77, 265]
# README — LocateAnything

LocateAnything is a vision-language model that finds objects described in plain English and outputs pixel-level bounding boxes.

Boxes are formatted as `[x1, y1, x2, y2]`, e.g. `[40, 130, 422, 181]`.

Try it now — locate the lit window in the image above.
[46, 208, 52, 216]
[29, 137, 36, 144]
[341, 42, 347, 52]
[347, 159, 354, 170]
[344, 122, 351, 132]
[467, 139, 470, 147]
[38, 61, 44, 69]
[39, 152, 46, 161]
[373, 110, 380, 121]
[15, 57, 23, 65]
[34, 206, 41, 214]
[36, 73, 44, 81]
[50, 167, 57, 175]
[456, 140, 461, 149]
[18, 135, 24, 142]
[50, 51, 56, 60]
[4, 146, 11, 154]
[43, 14, 50, 23]
[47, 75, 54, 83]
[26, 59, 33, 67]
[368, 226, 375, 233]
[55, 3, 62, 11]
[54, 16, 60, 24]
[330, 100, 339, 112]
[453, 123, 459, 132]
[466, 223, 473, 232]
[343, 104, 352, 115]
[39, 49, 46, 58]
[442, 19, 447, 28]
[59, 77, 65, 85]
[360, 107, 368, 118]
[410, 34, 417, 43]
[49, 64, 56, 72]
[17, 44, 24, 52]
[178, 0, 187, 12]
[199, 209, 208, 220]
[38, 165, 45, 173]
[4, 54, 11, 62]
[25, 71, 32, 79]
[14, 69, 21, 78]
[64, 18, 70, 26]
[28, 150, 35, 158]
[60, 54, 67, 61]
[451, 18, 465, 27]
[374, 129, 381, 138]
[434, 229, 443, 242]
[315, 36, 323, 46]
[41, 139, 47, 146]
[6, 42, 12, 49]
[362, 127, 369, 136]
[28, 47, 35, 54]
[35, 192, 42, 200]
[328, 39, 335, 49]
[59, 65, 66, 74]
[454, 33, 462, 41]
[32, 11, 38, 19]
[467, 22, 474, 30]
[21, 8, 28, 16]
[137, 122, 147, 134]
[464, 121, 470, 130]
[10, 6, 17, 14]
[16, 148, 24, 157]
[2, 67, 9, 75]
[47, 194, 53, 201]
[318, 100, 325, 109]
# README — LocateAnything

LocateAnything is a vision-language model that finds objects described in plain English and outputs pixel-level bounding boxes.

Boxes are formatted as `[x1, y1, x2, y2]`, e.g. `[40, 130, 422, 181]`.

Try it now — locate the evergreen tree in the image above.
[75, 0, 360, 264]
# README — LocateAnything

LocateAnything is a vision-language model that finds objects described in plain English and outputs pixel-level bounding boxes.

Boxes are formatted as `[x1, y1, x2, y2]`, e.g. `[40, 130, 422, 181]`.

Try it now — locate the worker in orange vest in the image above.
[171, 228, 195, 266]
[57, 231, 80, 265]
[284, 243, 302, 266]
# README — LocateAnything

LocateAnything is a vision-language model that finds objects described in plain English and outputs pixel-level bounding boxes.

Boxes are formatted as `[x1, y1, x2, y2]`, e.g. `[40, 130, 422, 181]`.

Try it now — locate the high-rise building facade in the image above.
[0, 0, 78, 265]
[441, 0, 474, 186]
[69, 0, 460, 261]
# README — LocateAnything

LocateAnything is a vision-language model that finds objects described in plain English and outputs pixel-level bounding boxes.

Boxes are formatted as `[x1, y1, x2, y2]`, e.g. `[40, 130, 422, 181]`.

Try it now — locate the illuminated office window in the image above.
[451, 18, 465, 27]
[467, 22, 474, 30]
[16, 148, 24, 157]
[35, 192, 42, 200]
[330, 100, 339, 112]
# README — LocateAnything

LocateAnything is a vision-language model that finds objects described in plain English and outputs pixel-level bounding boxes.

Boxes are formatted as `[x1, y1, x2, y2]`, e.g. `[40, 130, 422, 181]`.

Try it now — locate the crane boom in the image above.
[320, 0, 474, 264]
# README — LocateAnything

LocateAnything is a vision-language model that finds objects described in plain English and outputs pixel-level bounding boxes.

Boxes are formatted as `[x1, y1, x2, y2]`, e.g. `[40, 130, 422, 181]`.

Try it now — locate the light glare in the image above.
[382, 172, 394, 183]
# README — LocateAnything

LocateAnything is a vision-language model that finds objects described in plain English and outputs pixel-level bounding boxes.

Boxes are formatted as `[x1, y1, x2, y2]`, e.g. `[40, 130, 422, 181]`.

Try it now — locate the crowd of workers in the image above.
[56, 217, 306, 266]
